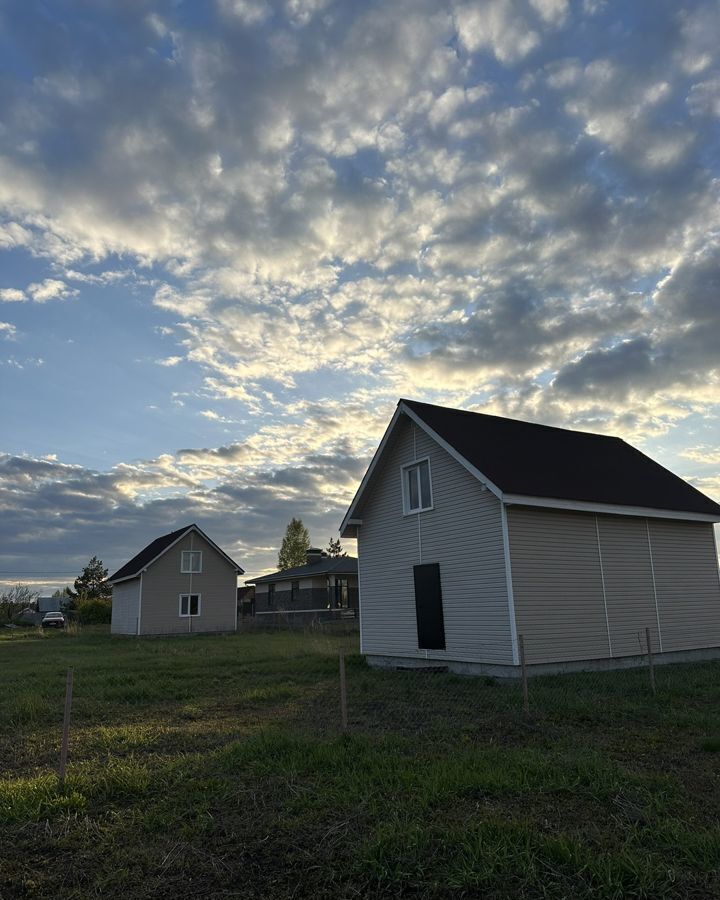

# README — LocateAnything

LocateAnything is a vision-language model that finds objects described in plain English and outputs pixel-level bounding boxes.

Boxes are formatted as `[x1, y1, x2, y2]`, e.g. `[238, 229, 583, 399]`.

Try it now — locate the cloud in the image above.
[0, 288, 25, 302]
[0, 321, 17, 339]
[2, 279, 80, 303]
[1, 356, 44, 370]
[680, 447, 720, 466]
[0, 421, 364, 590]
[0, 0, 719, 582]
[26, 279, 78, 302]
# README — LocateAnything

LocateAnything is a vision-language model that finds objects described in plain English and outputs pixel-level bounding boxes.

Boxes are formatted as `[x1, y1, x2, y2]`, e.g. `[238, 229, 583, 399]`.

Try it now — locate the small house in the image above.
[247, 549, 358, 622]
[340, 399, 720, 676]
[108, 524, 244, 636]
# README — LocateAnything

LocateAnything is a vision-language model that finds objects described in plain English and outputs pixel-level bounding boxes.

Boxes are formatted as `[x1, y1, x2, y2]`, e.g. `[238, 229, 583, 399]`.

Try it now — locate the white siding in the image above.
[110, 578, 140, 635]
[357, 414, 513, 664]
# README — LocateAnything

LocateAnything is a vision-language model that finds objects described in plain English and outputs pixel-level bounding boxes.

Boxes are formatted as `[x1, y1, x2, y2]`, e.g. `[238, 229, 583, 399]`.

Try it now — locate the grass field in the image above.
[1, 626, 720, 899]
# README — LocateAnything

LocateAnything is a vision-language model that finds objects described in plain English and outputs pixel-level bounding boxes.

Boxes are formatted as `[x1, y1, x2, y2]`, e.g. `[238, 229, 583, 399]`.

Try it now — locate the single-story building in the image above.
[340, 398, 720, 676]
[108, 524, 244, 636]
[247, 548, 358, 621]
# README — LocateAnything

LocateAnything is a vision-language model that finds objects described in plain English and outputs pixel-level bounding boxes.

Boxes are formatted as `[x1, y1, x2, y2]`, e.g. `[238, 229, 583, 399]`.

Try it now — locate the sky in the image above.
[0, 0, 719, 593]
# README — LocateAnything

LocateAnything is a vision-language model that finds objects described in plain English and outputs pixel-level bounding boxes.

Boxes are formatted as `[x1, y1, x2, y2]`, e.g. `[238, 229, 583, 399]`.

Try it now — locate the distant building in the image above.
[37, 596, 62, 614]
[108, 524, 244, 636]
[246, 549, 358, 622]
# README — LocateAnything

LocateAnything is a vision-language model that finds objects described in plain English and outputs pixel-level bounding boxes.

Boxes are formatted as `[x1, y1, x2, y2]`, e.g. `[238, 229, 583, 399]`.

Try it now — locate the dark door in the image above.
[413, 563, 445, 650]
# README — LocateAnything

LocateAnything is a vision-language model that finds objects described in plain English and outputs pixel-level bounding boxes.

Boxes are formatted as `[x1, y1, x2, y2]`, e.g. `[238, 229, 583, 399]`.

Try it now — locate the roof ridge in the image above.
[399, 398, 624, 442]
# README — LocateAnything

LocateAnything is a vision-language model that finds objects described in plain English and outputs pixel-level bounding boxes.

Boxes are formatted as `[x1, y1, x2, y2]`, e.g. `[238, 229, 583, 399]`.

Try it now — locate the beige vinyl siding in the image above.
[509, 508, 720, 664]
[357, 414, 513, 664]
[596, 514, 660, 657]
[140, 531, 237, 635]
[110, 578, 140, 635]
[649, 519, 720, 651]
[509, 507, 609, 664]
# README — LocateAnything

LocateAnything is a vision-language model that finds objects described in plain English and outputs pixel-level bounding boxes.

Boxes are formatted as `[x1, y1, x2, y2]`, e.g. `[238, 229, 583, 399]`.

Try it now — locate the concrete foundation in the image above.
[366, 645, 720, 679]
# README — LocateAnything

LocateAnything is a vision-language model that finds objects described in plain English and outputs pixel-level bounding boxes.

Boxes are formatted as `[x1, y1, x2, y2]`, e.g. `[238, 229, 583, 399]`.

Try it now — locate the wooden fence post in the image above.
[645, 627, 656, 696]
[339, 650, 348, 731]
[59, 667, 74, 789]
[518, 635, 530, 717]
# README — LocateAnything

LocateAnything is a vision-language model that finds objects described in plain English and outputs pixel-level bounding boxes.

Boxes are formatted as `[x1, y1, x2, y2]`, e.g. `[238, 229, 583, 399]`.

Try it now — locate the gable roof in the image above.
[108, 524, 244, 583]
[340, 399, 720, 536]
[246, 555, 357, 585]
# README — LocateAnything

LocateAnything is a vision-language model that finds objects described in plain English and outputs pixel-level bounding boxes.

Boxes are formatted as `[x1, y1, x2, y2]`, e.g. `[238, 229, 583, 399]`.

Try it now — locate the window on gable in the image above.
[402, 458, 433, 514]
[181, 550, 202, 573]
[179, 593, 201, 617]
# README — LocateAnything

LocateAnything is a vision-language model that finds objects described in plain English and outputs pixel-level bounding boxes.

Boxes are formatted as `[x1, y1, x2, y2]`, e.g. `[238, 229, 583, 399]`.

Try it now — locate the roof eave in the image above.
[339, 405, 405, 536]
[107, 572, 143, 585]
[503, 493, 720, 523]
[399, 401, 504, 499]
[339, 401, 505, 536]
[340, 518, 362, 539]
[109, 524, 244, 582]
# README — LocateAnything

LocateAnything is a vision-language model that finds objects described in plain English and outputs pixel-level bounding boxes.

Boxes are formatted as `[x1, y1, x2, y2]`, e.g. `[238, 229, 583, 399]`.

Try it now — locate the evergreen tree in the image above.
[69, 556, 112, 601]
[278, 518, 311, 570]
[326, 537, 346, 557]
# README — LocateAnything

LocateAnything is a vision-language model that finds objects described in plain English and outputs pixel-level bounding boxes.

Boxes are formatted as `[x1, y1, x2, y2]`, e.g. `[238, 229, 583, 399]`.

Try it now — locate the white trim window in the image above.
[179, 593, 201, 617]
[401, 458, 433, 514]
[181, 550, 202, 573]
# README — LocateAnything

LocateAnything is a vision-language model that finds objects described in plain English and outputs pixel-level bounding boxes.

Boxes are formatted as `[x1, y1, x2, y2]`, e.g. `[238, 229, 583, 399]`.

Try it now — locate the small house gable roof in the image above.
[340, 399, 720, 536]
[247, 556, 357, 585]
[108, 524, 244, 583]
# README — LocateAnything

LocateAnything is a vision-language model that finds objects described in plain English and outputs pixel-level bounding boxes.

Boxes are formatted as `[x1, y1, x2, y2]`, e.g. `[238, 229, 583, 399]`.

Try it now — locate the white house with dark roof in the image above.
[341, 399, 720, 676]
[247, 548, 358, 621]
[108, 524, 244, 636]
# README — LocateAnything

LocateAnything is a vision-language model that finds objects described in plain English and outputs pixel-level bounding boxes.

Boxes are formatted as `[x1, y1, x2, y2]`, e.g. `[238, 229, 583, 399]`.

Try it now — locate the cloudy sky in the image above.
[1, 0, 719, 592]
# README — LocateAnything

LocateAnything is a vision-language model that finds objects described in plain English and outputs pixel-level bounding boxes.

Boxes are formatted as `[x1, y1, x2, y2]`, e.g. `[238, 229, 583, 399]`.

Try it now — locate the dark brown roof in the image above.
[247, 556, 357, 585]
[400, 399, 720, 517]
[108, 524, 244, 582]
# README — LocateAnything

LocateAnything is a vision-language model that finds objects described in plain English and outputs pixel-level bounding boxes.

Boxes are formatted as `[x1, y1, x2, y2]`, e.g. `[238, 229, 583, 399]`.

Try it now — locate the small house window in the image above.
[267, 584, 275, 606]
[181, 550, 202, 573]
[291, 580, 299, 602]
[179, 593, 201, 617]
[401, 458, 432, 514]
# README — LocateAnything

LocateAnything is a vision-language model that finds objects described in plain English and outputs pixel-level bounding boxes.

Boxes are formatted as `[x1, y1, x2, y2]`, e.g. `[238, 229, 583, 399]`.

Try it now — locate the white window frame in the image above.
[179, 593, 202, 617]
[400, 457, 433, 515]
[181, 550, 203, 574]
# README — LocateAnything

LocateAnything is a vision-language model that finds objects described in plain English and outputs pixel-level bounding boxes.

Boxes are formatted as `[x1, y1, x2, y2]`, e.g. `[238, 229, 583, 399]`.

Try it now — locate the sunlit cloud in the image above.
[0, 0, 718, 583]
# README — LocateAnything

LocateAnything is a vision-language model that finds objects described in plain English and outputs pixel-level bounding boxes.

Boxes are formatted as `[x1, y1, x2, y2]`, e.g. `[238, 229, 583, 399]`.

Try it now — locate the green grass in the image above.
[1, 626, 719, 898]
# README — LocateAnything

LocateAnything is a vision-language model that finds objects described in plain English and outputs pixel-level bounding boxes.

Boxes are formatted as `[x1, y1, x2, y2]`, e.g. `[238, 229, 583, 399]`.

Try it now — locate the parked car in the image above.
[42, 611, 66, 629]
